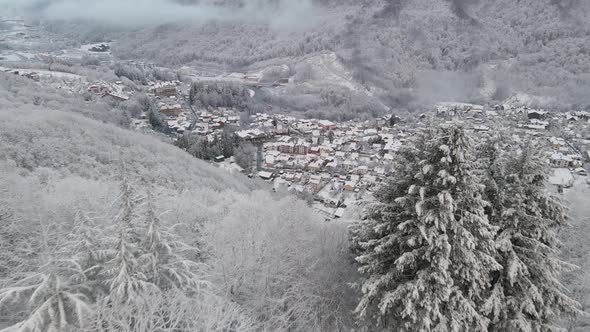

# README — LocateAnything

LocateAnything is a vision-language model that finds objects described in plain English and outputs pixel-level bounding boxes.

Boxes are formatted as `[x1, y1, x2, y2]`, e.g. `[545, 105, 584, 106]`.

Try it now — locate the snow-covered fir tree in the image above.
[57, 209, 105, 295]
[481, 138, 581, 330]
[0, 271, 91, 332]
[351, 126, 501, 331]
[0, 211, 94, 331]
[101, 174, 154, 304]
[140, 186, 205, 291]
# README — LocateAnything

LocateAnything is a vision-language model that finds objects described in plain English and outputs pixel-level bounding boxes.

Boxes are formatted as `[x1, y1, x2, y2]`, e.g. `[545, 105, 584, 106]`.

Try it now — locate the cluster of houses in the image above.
[231, 113, 413, 219]
[146, 81, 185, 117]
[164, 107, 240, 137]
[192, 108, 239, 135]
[133, 76, 589, 215]
[547, 136, 584, 169]
[192, 102, 589, 217]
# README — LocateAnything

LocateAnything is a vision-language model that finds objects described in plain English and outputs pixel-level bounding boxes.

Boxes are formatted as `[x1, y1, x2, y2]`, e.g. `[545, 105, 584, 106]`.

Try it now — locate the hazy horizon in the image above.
[0, 0, 319, 30]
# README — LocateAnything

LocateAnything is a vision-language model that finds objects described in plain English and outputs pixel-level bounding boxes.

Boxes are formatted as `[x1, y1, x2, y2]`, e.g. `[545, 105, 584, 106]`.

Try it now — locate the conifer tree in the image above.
[481, 139, 580, 330]
[352, 126, 501, 331]
[141, 187, 204, 291]
[0, 213, 94, 331]
[101, 173, 154, 304]
[59, 209, 105, 289]
[0, 271, 91, 332]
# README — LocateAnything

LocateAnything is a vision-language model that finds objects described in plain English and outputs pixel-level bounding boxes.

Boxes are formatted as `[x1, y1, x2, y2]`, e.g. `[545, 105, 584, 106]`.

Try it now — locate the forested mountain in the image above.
[112, 0, 590, 107]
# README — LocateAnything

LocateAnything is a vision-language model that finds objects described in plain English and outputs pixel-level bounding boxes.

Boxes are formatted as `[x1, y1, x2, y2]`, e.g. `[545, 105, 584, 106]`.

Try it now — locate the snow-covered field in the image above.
[9, 68, 84, 81]
[0, 50, 37, 62]
[57, 42, 113, 60]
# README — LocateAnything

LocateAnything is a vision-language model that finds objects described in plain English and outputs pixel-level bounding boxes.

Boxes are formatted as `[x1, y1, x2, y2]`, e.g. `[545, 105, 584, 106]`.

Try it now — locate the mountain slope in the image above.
[112, 0, 590, 107]
[0, 72, 358, 330]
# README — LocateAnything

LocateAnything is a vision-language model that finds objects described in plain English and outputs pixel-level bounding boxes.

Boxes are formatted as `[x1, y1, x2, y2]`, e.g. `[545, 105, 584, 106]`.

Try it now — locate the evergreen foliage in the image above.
[480, 137, 581, 330]
[351, 126, 579, 331]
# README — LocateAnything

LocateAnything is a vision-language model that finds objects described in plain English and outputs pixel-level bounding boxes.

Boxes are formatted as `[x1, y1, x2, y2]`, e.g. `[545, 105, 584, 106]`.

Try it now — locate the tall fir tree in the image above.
[141, 186, 204, 291]
[481, 139, 580, 330]
[101, 172, 154, 305]
[351, 126, 501, 331]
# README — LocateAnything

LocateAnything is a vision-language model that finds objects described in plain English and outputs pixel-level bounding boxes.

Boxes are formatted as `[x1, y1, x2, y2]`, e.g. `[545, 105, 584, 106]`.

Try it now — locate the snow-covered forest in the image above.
[1, 0, 590, 331]
[0, 73, 357, 331]
[0, 72, 587, 331]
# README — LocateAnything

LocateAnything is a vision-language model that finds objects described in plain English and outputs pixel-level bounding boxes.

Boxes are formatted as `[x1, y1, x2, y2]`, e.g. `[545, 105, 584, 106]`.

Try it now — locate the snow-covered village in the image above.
[2, 3, 590, 331]
[129, 81, 590, 220]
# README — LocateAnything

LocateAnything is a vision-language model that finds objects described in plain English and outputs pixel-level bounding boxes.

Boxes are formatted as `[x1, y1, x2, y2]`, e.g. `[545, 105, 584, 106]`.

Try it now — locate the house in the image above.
[326, 161, 339, 172]
[319, 120, 336, 130]
[88, 81, 111, 95]
[364, 128, 378, 136]
[258, 171, 274, 180]
[22, 72, 40, 82]
[374, 167, 386, 177]
[473, 125, 490, 132]
[153, 82, 177, 98]
[308, 160, 324, 172]
[265, 155, 275, 168]
[160, 104, 183, 117]
[244, 73, 262, 82]
[357, 165, 369, 175]
[549, 137, 567, 150]
[279, 142, 295, 154]
[309, 146, 321, 155]
[527, 109, 548, 120]
[344, 181, 356, 191]
[308, 175, 323, 193]
[550, 152, 573, 168]
[102, 91, 129, 102]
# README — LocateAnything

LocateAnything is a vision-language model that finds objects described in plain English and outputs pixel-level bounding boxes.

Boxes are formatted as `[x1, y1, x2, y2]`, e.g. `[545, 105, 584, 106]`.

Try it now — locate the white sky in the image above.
[0, 0, 318, 30]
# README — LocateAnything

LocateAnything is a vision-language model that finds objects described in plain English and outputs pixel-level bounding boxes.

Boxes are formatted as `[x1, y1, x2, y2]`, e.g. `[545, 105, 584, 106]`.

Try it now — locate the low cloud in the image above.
[0, 0, 318, 30]
[415, 70, 483, 105]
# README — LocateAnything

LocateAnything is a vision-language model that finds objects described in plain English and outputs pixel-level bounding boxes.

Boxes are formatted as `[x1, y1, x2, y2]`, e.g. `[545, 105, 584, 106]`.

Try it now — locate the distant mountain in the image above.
[113, 0, 590, 108]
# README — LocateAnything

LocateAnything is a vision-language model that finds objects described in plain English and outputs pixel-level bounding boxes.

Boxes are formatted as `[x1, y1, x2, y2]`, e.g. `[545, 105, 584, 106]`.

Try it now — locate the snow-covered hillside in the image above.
[108, 0, 590, 107]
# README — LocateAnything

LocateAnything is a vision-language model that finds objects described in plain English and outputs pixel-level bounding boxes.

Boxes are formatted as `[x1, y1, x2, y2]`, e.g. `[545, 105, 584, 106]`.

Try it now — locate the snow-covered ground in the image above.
[58, 42, 113, 60]
[301, 52, 359, 92]
[9, 68, 84, 81]
[0, 50, 37, 62]
[216, 158, 245, 174]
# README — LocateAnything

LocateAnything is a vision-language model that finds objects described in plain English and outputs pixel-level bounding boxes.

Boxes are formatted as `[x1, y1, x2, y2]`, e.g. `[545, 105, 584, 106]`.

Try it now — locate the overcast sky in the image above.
[0, 0, 318, 30]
